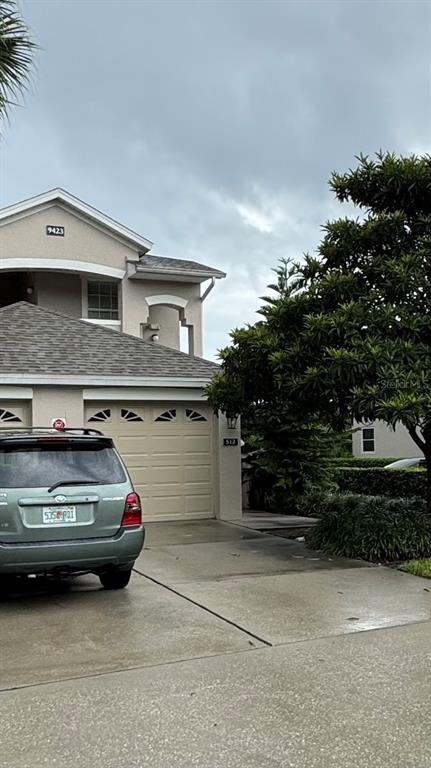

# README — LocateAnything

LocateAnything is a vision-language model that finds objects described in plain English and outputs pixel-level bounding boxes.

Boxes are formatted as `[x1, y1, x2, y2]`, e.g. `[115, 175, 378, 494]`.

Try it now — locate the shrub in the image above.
[330, 457, 399, 468]
[335, 466, 426, 500]
[306, 494, 431, 561]
[296, 491, 332, 518]
[242, 418, 337, 512]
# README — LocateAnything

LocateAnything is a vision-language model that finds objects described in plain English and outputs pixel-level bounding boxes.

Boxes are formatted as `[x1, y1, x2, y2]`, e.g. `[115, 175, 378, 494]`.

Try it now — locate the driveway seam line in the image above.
[2, 617, 429, 696]
[0, 644, 272, 696]
[133, 568, 273, 647]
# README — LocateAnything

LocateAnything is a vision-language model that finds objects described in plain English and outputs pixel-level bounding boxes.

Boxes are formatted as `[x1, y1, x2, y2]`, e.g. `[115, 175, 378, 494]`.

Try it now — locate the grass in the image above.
[400, 558, 431, 579]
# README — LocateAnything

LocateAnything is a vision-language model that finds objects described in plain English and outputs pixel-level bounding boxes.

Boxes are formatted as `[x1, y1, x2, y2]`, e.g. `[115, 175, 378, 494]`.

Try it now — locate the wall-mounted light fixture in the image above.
[151, 333, 160, 342]
[226, 414, 239, 429]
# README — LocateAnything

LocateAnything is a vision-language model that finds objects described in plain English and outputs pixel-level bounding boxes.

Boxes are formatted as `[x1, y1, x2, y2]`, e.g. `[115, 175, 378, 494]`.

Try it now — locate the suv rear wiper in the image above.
[48, 479, 100, 493]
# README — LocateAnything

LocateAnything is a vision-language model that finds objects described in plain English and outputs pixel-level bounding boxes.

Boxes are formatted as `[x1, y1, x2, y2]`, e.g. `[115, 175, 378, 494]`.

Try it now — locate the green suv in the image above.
[0, 428, 145, 589]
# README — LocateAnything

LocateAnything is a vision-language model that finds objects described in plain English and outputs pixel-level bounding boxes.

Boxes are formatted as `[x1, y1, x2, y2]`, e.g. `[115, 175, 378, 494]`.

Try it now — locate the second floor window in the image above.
[362, 426, 375, 453]
[87, 281, 119, 320]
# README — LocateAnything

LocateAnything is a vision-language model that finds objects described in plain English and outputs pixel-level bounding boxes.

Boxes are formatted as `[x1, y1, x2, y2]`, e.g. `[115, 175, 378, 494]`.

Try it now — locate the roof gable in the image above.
[0, 302, 218, 382]
[0, 188, 153, 252]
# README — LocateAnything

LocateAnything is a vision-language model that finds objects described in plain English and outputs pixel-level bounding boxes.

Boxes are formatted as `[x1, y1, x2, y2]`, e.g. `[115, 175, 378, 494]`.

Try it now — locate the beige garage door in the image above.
[85, 402, 214, 522]
[0, 401, 30, 429]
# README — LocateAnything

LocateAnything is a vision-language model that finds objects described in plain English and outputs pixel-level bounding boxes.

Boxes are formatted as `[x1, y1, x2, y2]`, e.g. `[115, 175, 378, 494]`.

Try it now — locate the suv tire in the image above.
[99, 568, 132, 590]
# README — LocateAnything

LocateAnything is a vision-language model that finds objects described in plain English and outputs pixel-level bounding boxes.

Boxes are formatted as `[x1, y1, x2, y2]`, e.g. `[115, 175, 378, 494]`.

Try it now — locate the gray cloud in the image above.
[2, 0, 430, 357]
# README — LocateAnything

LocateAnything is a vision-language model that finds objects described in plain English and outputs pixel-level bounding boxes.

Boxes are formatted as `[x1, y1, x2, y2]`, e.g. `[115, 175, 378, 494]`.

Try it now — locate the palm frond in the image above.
[0, 0, 38, 121]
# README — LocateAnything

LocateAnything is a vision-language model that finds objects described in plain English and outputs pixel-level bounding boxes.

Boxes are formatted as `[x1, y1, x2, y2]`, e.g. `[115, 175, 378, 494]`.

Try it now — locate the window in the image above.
[362, 426, 375, 453]
[88, 409, 111, 422]
[0, 442, 126, 488]
[87, 281, 119, 320]
[155, 409, 176, 422]
[121, 408, 143, 422]
[0, 409, 22, 424]
[185, 409, 207, 422]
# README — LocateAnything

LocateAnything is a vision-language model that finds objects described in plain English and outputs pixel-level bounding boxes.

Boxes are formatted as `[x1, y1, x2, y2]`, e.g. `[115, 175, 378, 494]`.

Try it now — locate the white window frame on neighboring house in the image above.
[85, 279, 120, 321]
[361, 425, 375, 454]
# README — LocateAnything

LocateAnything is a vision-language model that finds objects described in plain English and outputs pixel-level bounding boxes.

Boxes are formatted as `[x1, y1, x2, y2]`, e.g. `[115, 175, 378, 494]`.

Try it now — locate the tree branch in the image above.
[408, 426, 426, 453]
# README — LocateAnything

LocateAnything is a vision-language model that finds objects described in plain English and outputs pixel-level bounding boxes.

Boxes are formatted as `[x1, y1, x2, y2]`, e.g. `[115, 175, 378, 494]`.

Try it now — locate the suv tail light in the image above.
[122, 492, 142, 527]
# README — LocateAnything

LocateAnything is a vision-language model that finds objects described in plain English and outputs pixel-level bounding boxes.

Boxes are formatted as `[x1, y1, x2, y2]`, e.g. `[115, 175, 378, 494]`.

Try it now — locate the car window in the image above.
[0, 442, 126, 488]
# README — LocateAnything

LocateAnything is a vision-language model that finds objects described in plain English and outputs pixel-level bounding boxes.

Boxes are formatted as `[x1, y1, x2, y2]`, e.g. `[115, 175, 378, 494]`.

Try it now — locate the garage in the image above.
[0, 303, 241, 523]
[85, 402, 214, 522]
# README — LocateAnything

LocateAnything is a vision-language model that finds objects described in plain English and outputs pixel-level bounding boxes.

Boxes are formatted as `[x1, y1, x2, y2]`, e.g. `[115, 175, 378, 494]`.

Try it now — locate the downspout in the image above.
[201, 277, 216, 302]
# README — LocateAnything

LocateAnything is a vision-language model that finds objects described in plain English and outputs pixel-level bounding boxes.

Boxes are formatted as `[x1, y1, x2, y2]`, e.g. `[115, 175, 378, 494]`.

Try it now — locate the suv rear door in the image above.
[0, 436, 131, 543]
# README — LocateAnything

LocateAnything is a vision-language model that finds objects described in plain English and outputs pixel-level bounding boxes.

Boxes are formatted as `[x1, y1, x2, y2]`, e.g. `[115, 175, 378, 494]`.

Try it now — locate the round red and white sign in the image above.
[52, 417, 66, 431]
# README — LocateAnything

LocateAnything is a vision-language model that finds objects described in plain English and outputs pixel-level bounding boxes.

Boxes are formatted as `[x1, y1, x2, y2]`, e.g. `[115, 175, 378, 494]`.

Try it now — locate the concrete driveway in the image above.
[0, 520, 430, 767]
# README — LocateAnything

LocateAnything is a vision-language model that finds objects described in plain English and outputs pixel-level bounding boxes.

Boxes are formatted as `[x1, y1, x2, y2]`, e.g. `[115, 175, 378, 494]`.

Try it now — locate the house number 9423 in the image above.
[46, 225, 64, 236]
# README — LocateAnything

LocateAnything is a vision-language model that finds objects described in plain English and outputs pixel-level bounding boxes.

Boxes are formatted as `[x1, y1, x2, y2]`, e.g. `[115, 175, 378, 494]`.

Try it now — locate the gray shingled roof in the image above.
[0, 302, 219, 379]
[138, 254, 226, 278]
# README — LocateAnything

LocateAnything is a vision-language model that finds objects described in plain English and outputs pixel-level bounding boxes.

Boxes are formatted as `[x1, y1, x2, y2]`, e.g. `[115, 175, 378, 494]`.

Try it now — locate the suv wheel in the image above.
[99, 568, 132, 590]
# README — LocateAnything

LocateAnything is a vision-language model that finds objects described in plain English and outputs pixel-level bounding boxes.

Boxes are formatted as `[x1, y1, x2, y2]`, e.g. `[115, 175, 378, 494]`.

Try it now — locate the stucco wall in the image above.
[121, 278, 147, 337]
[1, 204, 137, 270]
[34, 272, 82, 317]
[32, 387, 84, 427]
[139, 280, 202, 354]
[353, 420, 421, 459]
[148, 305, 180, 348]
[121, 278, 204, 353]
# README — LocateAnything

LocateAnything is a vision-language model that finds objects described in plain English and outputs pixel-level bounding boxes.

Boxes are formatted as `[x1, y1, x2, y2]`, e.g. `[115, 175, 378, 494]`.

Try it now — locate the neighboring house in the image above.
[352, 421, 421, 459]
[0, 189, 241, 522]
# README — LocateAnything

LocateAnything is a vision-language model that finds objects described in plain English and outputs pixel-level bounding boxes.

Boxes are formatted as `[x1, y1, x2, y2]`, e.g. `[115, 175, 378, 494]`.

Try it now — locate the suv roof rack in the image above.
[0, 427, 104, 437]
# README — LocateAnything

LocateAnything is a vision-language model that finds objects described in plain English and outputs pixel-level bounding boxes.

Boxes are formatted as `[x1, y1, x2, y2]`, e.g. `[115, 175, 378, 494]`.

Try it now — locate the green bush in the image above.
[297, 491, 332, 518]
[335, 466, 427, 500]
[330, 457, 399, 468]
[306, 493, 431, 561]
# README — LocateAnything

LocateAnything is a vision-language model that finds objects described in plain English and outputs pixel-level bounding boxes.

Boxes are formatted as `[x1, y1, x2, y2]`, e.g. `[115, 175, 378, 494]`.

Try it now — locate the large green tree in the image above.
[0, 0, 36, 122]
[209, 153, 431, 511]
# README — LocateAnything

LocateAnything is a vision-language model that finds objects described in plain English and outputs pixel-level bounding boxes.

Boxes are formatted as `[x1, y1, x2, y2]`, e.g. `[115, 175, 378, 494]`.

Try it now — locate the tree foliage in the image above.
[208, 152, 431, 512]
[0, 0, 37, 123]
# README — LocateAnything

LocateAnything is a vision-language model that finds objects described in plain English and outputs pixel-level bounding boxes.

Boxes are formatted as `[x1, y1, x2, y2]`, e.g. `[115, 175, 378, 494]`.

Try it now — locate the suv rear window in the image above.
[0, 441, 126, 488]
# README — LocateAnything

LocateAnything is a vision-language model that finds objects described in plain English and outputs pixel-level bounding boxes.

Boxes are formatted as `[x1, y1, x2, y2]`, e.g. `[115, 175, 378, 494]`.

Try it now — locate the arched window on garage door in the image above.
[120, 408, 143, 422]
[0, 408, 22, 424]
[185, 409, 207, 422]
[155, 409, 177, 422]
[88, 408, 112, 423]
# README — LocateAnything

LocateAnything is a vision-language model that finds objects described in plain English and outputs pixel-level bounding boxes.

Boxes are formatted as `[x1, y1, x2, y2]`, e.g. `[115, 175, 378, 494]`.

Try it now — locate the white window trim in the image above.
[81, 276, 121, 323]
[82, 318, 122, 326]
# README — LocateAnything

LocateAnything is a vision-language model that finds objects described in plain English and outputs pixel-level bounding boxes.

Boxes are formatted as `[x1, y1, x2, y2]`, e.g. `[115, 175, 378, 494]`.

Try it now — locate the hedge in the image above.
[330, 457, 399, 468]
[306, 493, 431, 561]
[335, 466, 427, 500]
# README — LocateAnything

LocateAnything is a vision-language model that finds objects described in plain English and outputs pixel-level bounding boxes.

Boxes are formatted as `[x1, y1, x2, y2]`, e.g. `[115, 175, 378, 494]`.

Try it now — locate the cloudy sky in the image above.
[1, 0, 430, 359]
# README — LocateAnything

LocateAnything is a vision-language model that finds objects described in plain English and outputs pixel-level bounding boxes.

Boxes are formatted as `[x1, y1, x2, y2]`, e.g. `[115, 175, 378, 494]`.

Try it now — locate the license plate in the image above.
[42, 506, 77, 524]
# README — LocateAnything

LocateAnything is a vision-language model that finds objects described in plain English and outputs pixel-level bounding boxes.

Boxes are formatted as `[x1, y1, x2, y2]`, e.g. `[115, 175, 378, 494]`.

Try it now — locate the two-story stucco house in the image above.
[0, 188, 242, 522]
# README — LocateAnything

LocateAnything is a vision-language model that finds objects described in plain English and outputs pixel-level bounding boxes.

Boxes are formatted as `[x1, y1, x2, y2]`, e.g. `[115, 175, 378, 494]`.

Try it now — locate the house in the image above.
[352, 421, 421, 459]
[0, 188, 241, 522]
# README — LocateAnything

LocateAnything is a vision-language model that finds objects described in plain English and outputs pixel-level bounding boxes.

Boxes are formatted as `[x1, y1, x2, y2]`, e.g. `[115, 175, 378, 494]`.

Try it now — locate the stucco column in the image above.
[215, 412, 242, 521]
[183, 300, 203, 357]
[121, 279, 149, 337]
[149, 305, 180, 349]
